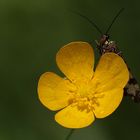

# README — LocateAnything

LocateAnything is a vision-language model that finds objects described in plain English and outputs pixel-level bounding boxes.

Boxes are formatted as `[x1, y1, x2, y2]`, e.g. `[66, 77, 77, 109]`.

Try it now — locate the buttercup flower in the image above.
[38, 42, 129, 128]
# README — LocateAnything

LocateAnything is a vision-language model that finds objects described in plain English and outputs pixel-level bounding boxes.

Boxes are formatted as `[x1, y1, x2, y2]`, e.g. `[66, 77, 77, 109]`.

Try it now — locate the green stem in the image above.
[65, 129, 75, 140]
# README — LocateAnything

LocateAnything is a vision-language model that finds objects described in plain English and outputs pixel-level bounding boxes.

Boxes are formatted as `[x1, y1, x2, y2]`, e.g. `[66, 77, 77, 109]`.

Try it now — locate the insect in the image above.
[73, 9, 140, 102]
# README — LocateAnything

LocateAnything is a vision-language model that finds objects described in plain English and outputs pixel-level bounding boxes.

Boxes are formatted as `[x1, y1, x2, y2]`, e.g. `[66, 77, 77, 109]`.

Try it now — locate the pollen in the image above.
[68, 83, 104, 112]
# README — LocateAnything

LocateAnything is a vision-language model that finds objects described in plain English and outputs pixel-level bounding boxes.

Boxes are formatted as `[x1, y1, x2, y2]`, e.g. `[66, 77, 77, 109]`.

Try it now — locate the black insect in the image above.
[74, 9, 140, 102]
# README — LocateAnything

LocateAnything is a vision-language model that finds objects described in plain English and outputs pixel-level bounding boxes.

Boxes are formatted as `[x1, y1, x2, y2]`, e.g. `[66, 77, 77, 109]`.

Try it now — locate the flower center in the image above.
[68, 81, 104, 112]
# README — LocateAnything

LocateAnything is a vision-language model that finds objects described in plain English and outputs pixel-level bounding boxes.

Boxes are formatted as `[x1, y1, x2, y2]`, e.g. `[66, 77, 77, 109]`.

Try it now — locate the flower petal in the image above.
[56, 42, 94, 83]
[94, 88, 123, 118]
[92, 53, 129, 92]
[55, 105, 95, 128]
[38, 72, 76, 111]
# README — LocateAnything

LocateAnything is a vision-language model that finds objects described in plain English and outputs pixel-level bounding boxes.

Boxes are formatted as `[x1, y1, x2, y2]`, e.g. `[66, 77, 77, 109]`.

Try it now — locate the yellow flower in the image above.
[38, 42, 129, 128]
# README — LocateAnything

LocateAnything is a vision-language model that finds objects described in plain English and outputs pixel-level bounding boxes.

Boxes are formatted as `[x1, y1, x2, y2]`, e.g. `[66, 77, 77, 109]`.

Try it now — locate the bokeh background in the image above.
[0, 0, 140, 140]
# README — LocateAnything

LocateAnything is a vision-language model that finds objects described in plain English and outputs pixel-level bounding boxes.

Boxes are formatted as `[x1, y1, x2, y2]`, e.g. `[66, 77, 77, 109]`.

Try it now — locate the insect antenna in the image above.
[105, 8, 124, 34]
[72, 11, 103, 35]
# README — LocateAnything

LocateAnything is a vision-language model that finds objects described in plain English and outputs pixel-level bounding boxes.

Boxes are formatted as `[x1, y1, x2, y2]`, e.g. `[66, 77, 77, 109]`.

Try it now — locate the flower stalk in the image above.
[65, 129, 74, 140]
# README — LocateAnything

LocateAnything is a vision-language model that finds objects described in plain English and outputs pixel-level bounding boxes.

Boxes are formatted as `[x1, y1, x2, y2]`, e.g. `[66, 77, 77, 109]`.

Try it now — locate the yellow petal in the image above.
[38, 72, 76, 111]
[55, 105, 95, 128]
[92, 53, 129, 92]
[56, 42, 94, 83]
[94, 88, 123, 118]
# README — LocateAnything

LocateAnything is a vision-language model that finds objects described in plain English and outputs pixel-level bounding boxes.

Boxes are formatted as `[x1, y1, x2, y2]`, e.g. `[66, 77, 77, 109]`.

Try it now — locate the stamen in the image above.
[69, 92, 104, 112]
[68, 81, 105, 112]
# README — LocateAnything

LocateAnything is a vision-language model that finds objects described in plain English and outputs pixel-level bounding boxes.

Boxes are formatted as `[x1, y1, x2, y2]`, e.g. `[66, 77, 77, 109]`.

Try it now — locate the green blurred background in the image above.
[0, 0, 140, 140]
